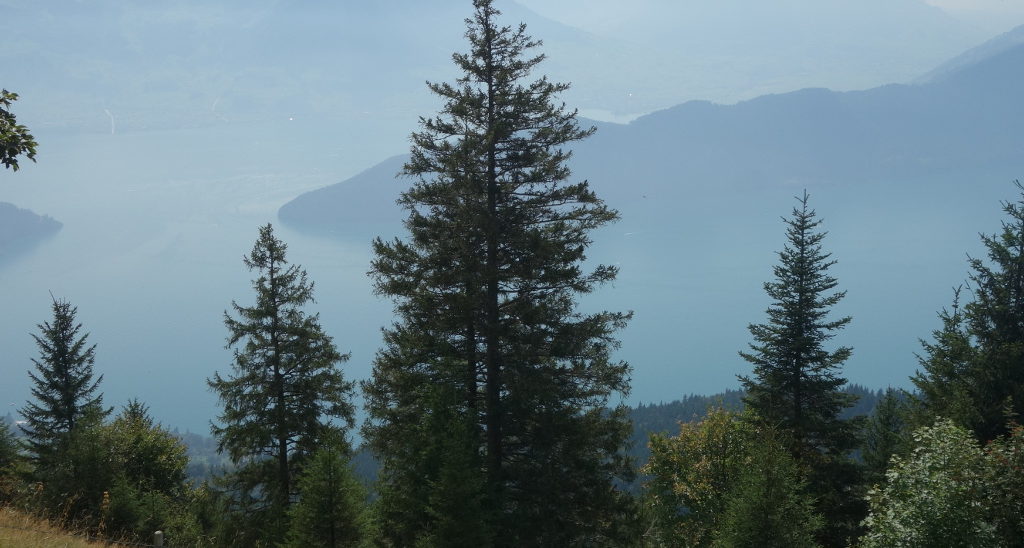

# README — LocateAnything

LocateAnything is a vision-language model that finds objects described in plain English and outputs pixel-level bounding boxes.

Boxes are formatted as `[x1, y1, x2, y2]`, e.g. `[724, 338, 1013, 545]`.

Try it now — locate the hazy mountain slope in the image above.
[280, 35, 1024, 234]
[0, 0, 647, 132]
[516, 0, 987, 105]
[0, 203, 61, 263]
[279, 37, 1024, 401]
[179, 387, 880, 490]
[277, 154, 408, 240]
[916, 24, 1024, 84]
[626, 385, 882, 488]
[2, 0, 997, 134]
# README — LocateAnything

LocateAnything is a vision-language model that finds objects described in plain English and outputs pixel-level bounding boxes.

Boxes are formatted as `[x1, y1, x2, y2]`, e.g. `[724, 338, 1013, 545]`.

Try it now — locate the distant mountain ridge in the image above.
[280, 30, 1024, 235]
[0, 203, 62, 263]
[626, 385, 882, 477]
[1, 1, 999, 132]
[176, 386, 886, 488]
[916, 24, 1024, 84]
[278, 33, 1024, 398]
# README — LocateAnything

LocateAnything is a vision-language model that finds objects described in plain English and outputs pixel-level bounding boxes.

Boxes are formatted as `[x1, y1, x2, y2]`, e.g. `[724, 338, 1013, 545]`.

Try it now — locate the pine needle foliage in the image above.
[914, 182, 1024, 442]
[738, 192, 862, 545]
[861, 389, 910, 488]
[363, 1, 633, 544]
[208, 223, 354, 542]
[910, 288, 979, 431]
[0, 420, 17, 472]
[284, 435, 367, 548]
[20, 298, 107, 467]
[739, 192, 856, 458]
[714, 425, 822, 548]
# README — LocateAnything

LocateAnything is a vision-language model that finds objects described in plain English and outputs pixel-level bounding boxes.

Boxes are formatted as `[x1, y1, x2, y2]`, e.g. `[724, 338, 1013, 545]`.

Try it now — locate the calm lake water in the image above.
[0, 118, 405, 433]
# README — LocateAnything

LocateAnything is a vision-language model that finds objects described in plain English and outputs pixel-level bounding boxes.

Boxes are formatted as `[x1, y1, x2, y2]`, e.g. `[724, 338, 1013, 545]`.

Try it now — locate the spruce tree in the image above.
[20, 297, 107, 467]
[284, 434, 367, 548]
[914, 183, 1024, 442]
[966, 185, 1024, 441]
[713, 426, 822, 548]
[861, 389, 909, 487]
[910, 288, 979, 430]
[363, 1, 633, 544]
[208, 223, 354, 542]
[738, 192, 861, 545]
[44, 400, 189, 534]
[0, 420, 18, 473]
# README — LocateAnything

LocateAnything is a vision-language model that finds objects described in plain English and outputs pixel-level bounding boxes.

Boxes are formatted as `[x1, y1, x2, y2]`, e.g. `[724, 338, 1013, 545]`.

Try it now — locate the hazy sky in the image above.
[520, 0, 1024, 34]
[926, 0, 1024, 15]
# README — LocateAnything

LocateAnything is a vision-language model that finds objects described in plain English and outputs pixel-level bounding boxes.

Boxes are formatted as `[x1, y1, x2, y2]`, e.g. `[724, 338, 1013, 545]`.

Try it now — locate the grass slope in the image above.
[0, 507, 105, 548]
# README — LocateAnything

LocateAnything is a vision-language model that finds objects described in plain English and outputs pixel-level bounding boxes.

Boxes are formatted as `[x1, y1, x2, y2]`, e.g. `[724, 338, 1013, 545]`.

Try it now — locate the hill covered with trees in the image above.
[0, 203, 60, 262]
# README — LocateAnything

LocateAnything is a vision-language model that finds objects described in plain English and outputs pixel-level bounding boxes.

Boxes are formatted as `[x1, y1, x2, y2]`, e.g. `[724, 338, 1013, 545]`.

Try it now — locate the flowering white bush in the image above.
[859, 419, 996, 548]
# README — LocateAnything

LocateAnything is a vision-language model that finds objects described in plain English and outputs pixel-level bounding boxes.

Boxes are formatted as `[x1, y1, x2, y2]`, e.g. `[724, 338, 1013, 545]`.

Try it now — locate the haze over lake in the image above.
[3, 0, 1023, 433]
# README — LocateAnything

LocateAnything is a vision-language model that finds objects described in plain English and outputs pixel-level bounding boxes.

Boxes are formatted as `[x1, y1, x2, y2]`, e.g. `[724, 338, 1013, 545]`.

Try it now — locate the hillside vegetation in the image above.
[0, 507, 105, 548]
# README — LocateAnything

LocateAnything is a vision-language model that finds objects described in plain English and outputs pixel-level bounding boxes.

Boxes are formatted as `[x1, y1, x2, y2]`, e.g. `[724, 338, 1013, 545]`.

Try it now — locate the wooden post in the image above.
[153, 530, 164, 547]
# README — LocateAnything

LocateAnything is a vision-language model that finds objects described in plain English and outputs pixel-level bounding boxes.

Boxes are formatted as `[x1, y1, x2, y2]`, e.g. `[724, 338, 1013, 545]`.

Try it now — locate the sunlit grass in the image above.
[0, 506, 104, 548]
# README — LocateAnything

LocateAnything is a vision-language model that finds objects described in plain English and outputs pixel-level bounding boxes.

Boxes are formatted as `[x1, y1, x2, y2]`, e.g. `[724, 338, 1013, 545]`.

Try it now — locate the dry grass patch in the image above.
[0, 506, 104, 548]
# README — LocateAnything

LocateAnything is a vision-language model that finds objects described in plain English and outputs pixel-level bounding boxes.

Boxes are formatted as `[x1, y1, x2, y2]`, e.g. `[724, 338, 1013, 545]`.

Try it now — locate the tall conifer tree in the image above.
[208, 223, 354, 542]
[363, 1, 633, 544]
[914, 183, 1024, 442]
[738, 192, 861, 545]
[20, 298, 107, 466]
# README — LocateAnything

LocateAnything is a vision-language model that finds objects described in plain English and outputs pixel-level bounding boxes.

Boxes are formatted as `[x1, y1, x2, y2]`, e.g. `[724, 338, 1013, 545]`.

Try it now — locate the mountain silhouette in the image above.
[0, 203, 62, 265]
[278, 30, 1024, 397]
[280, 26, 1024, 237]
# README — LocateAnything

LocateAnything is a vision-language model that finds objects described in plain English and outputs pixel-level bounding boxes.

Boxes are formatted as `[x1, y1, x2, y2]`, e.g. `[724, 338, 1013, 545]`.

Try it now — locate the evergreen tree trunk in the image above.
[482, 8, 504, 503]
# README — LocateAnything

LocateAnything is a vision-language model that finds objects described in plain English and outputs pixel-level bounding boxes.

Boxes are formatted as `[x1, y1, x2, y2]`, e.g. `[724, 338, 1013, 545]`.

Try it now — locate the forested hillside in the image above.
[0, 202, 60, 262]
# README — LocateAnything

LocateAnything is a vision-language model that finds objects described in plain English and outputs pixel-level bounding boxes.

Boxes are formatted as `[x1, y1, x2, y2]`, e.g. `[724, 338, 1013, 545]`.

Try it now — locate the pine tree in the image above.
[913, 183, 1024, 442]
[105, 399, 188, 496]
[20, 297, 107, 467]
[0, 420, 18, 472]
[966, 185, 1024, 441]
[363, 1, 633, 543]
[861, 389, 909, 487]
[208, 223, 354, 542]
[738, 192, 861, 545]
[910, 288, 980, 431]
[713, 425, 822, 548]
[284, 434, 367, 548]
[53, 400, 191, 536]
